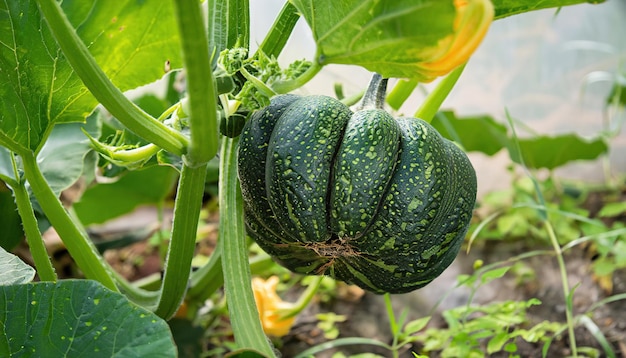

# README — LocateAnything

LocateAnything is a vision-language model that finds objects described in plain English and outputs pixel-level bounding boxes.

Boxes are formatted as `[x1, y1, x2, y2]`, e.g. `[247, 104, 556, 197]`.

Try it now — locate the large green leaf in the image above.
[290, 0, 457, 78]
[491, 0, 606, 19]
[74, 164, 178, 226]
[0, 247, 35, 285]
[513, 135, 608, 170]
[0, 280, 176, 357]
[431, 111, 509, 156]
[0, 0, 180, 153]
[431, 111, 608, 170]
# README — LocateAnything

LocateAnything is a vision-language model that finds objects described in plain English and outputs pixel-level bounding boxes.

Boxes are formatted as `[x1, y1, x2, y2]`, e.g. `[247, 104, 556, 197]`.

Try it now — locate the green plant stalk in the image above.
[35, 0, 188, 156]
[414, 63, 466, 123]
[155, 163, 207, 319]
[20, 151, 117, 291]
[255, 1, 300, 58]
[271, 61, 323, 94]
[188, 249, 276, 304]
[240, 67, 278, 97]
[387, 79, 419, 111]
[109, 266, 159, 309]
[279, 276, 324, 320]
[544, 220, 578, 357]
[11, 182, 56, 282]
[173, 0, 218, 167]
[220, 136, 276, 357]
[384, 293, 400, 358]
[188, 245, 222, 302]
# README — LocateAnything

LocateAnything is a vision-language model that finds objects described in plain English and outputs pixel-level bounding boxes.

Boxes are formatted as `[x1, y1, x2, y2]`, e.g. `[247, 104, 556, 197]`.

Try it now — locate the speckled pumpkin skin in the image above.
[238, 94, 477, 294]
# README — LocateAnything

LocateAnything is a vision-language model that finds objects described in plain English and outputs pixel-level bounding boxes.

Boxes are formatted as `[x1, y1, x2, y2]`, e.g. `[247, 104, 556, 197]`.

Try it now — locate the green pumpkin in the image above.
[238, 74, 476, 294]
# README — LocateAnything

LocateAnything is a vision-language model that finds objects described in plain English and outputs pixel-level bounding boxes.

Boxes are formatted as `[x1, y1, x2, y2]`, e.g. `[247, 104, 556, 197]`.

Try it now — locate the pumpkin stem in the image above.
[357, 73, 388, 110]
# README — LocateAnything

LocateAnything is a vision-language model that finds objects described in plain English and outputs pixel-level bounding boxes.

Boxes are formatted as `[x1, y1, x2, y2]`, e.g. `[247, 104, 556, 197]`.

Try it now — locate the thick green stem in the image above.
[414, 63, 466, 123]
[155, 163, 207, 319]
[174, 0, 219, 167]
[255, 1, 300, 58]
[220, 137, 276, 357]
[387, 79, 419, 111]
[21, 151, 117, 291]
[35, 0, 188, 156]
[12, 182, 57, 282]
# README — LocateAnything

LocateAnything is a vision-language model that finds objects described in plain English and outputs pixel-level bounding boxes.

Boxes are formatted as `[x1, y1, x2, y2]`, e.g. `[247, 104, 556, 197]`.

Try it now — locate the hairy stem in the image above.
[155, 163, 207, 319]
[21, 151, 117, 291]
[174, 0, 219, 167]
[220, 137, 276, 356]
[12, 181, 57, 282]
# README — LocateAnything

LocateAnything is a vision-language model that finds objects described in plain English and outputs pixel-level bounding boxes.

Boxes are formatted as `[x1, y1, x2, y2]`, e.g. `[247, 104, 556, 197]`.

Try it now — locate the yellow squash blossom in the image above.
[418, 0, 494, 81]
[251, 276, 296, 337]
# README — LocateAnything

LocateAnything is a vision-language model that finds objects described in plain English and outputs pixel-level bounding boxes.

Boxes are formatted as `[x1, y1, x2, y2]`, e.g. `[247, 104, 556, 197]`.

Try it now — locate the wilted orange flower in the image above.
[418, 0, 494, 80]
[252, 276, 296, 337]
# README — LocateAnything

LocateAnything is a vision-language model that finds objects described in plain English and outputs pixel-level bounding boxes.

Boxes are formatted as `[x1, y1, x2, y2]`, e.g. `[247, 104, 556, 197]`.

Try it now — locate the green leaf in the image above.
[511, 135, 608, 170]
[36, 118, 101, 195]
[480, 266, 510, 285]
[431, 111, 509, 155]
[598, 202, 626, 218]
[491, 0, 606, 20]
[0, 247, 35, 285]
[74, 165, 178, 225]
[431, 111, 609, 169]
[290, 0, 456, 79]
[0, 280, 176, 357]
[404, 316, 431, 336]
[0, 0, 180, 153]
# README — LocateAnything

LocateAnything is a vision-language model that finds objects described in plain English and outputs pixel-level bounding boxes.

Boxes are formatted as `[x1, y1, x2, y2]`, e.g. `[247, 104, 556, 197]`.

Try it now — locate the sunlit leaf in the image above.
[598, 202, 626, 218]
[491, 0, 606, 20]
[0, 280, 176, 357]
[0, 247, 35, 285]
[480, 266, 510, 285]
[0, 0, 180, 153]
[291, 0, 493, 81]
[404, 316, 431, 335]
